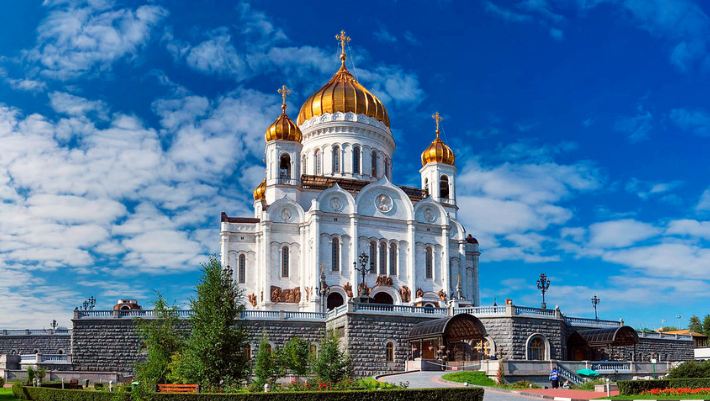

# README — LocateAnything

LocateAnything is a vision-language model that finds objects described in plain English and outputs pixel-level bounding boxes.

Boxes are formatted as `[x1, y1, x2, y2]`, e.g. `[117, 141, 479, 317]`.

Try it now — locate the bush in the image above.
[442, 371, 496, 386]
[13, 382, 28, 400]
[13, 386, 484, 401]
[617, 378, 710, 395]
[0, 377, 4, 387]
[668, 360, 710, 378]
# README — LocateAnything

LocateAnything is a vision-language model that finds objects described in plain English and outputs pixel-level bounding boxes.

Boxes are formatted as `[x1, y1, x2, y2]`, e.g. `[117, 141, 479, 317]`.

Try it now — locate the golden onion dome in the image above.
[421, 112, 455, 166]
[297, 30, 390, 128]
[265, 85, 302, 142]
[253, 179, 266, 201]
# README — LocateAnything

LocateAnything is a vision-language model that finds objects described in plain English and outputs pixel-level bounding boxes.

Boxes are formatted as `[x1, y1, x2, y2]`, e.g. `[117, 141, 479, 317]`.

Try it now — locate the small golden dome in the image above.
[421, 112, 455, 166]
[297, 30, 390, 127]
[265, 85, 302, 142]
[253, 179, 266, 201]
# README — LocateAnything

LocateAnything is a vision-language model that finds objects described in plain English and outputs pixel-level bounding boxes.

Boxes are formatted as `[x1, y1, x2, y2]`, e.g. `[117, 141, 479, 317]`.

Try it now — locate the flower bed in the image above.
[644, 387, 710, 396]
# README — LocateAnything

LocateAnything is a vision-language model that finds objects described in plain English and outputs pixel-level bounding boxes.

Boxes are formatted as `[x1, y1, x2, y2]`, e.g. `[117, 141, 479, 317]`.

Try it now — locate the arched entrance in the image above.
[408, 313, 487, 364]
[327, 293, 344, 310]
[373, 292, 394, 304]
[567, 331, 590, 361]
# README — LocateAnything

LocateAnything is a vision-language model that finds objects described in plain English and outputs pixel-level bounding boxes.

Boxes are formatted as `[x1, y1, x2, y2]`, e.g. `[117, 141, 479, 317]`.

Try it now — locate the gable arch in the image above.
[316, 183, 356, 214]
[356, 176, 414, 220]
[266, 196, 305, 223]
[414, 198, 447, 225]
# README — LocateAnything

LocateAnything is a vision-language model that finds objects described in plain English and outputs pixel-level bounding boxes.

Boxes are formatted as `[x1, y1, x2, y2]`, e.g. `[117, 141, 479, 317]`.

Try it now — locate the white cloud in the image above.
[184, 32, 248, 77]
[625, 178, 682, 200]
[667, 219, 710, 240]
[27, 2, 167, 79]
[698, 188, 710, 212]
[670, 108, 710, 137]
[601, 242, 710, 279]
[614, 105, 653, 142]
[49, 91, 107, 117]
[588, 219, 660, 248]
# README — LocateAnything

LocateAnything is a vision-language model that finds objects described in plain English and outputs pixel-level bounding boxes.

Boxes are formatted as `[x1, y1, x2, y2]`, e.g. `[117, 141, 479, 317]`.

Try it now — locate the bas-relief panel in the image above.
[357, 188, 410, 221]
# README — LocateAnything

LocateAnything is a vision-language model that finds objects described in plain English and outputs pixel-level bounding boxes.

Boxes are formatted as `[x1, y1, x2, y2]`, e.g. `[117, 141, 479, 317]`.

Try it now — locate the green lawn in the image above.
[0, 388, 20, 401]
[442, 371, 497, 386]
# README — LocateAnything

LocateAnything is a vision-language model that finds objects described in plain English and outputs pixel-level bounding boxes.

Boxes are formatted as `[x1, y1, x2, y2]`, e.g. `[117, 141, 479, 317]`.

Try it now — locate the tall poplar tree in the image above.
[171, 256, 249, 390]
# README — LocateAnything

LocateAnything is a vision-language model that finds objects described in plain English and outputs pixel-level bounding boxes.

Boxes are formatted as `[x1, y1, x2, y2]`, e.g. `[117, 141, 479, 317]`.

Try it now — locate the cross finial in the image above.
[277, 84, 291, 114]
[335, 29, 351, 66]
[432, 112, 444, 137]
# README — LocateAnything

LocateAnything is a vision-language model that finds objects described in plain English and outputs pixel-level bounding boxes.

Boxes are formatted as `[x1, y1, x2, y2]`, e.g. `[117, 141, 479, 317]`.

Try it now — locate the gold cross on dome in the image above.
[335, 30, 351, 64]
[277, 84, 291, 113]
[432, 112, 444, 136]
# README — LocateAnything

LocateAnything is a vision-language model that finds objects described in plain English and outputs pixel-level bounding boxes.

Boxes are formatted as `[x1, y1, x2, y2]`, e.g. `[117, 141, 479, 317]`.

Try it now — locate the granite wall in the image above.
[0, 333, 71, 355]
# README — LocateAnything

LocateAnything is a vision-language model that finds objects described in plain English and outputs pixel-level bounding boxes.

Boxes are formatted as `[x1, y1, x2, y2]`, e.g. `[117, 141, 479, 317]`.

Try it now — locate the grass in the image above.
[442, 371, 497, 387]
[0, 388, 20, 401]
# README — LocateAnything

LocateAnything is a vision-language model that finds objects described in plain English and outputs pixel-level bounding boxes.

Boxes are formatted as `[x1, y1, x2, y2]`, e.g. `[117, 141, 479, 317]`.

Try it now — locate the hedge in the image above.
[15, 386, 484, 401]
[618, 378, 710, 395]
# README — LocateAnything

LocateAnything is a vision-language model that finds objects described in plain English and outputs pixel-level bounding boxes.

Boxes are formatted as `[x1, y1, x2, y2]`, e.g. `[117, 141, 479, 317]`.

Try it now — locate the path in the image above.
[378, 371, 542, 401]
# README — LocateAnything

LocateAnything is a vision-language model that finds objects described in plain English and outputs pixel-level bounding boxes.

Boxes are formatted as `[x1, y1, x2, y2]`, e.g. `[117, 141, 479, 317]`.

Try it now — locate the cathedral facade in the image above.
[220, 32, 480, 312]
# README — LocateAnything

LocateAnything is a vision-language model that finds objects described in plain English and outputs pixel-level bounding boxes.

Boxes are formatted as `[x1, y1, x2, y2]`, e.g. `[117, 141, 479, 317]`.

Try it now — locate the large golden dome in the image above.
[253, 179, 266, 201]
[421, 112, 455, 166]
[265, 85, 302, 142]
[297, 31, 390, 127]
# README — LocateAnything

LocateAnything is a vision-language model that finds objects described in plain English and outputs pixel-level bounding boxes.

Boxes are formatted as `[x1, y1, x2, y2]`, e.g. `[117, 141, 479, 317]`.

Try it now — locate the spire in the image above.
[432, 111, 444, 138]
[335, 29, 351, 67]
[277, 84, 291, 114]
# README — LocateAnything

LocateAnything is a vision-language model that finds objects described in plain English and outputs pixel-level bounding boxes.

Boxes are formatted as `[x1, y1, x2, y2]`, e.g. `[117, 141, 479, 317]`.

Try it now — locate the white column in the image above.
[299, 225, 306, 309]
[442, 226, 450, 296]
[459, 242, 467, 299]
[262, 223, 272, 308]
[350, 216, 358, 291]
[220, 231, 229, 268]
[407, 221, 416, 304]
[313, 213, 321, 303]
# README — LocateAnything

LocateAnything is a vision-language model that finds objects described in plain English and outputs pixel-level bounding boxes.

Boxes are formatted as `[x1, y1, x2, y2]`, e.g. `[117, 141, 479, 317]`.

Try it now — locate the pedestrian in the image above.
[549, 367, 560, 389]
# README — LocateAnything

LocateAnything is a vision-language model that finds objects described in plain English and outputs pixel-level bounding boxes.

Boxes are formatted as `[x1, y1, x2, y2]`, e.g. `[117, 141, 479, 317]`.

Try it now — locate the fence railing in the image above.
[351, 303, 447, 316]
[564, 316, 622, 328]
[0, 329, 70, 336]
[591, 361, 632, 373]
[557, 364, 584, 385]
[455, 306, 507, 316]
[19, 354, 72, 364]
[638, 331, 693, 341]
[515, 306, 557, 317]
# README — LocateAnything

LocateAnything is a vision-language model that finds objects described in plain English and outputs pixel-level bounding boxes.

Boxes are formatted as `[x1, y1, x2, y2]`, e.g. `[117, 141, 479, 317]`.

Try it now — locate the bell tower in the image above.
[264, 85, 303, 203]
[420, 112, 457, 212]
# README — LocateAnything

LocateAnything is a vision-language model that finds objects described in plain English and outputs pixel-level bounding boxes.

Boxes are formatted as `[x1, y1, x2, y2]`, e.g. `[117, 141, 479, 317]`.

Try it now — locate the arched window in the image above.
[527, 335, 546, 360]
[386, 341, 394, 362]
[369, 241, 377, 274]
[309, 343, 318, 356]
[279, 154, 291, 180]
[424, 178, 429, 196]
[379, 242, 387, 275]
[301, 155, 307, 175]
[244, 344, 252, 360]
[57, 349, 65, 355]
[425, 246, 433, 279]
[281, 246, 289, 277]
[440, 175, 450, 199]
[371, 150, 378, 177]
[331, 237, 340, 272]
[389, 243, 397, 276]
[315, 149, 322, 175]
[238, 254, 246, 284]
[352, 145, 361, 174]
[332, 145, 341, 174]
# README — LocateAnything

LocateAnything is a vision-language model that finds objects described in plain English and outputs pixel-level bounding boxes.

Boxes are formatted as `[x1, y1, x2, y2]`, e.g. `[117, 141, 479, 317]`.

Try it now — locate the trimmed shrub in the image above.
[668, 360, 710, 378]
[13, 382, 28, 400]
[15, 386, 484, 401]
[618, 378, 710, 395]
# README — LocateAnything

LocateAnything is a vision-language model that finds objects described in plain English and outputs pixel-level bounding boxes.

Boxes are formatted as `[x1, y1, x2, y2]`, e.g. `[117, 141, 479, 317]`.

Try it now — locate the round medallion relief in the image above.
[424, 207, 436, 223]
[281, 207, 292, 222]
[375, 193, 393, 213]
[329, 196, 343, 212]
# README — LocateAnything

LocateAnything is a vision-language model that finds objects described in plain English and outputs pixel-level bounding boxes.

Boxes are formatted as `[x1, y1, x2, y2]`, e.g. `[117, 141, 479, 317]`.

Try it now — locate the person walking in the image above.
[549, 367, 560, 388]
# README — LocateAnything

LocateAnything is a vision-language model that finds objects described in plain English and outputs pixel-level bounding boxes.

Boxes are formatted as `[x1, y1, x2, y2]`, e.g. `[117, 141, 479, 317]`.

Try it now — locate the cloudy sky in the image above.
[0, 0, 708, 329]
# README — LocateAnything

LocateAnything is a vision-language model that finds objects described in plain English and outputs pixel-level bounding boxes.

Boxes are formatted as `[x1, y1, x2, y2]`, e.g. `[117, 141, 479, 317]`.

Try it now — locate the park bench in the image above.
[157, 384, 199, 393]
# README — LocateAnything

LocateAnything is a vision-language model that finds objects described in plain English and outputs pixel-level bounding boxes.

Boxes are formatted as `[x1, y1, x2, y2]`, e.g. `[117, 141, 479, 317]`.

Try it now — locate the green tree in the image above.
[703, 314, 710, 337]
[253, 335, 278, 389]
[134, 293, 184, 391]
[312, 330, 351, 384]
[170, 256, 249, 390]
[281, 337, 310, 377]
[689, 315, 703, 333]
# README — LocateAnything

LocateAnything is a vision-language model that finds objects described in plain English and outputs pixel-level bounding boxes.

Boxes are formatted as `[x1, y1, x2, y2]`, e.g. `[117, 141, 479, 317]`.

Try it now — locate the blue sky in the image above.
[0, 0, 708, 329]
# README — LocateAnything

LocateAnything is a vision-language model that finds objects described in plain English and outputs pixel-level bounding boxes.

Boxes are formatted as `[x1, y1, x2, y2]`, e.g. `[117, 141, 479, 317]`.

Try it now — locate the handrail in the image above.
[515, 306, 556, 317]
[557, 364, 584, 385]
[564, 316, 622, 328]
[0, 329, 70, 336]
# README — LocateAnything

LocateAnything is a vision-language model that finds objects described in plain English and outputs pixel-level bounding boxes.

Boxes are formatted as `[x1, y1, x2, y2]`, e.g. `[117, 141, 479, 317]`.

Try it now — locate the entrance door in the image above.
[373, 292, 394, 304]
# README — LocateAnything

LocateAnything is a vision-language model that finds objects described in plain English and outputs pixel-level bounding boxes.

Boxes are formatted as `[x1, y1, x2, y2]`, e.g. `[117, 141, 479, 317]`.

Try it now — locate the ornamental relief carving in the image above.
[375, 275, 393, 287]
[270, 286, 301, 303]
[399, 286, 411, 303]
[375, 193, 393, 213]
[437, 289, 447, 301]
[343, 282, 353, 298]
[247, 293, 257, 307]
[416, 288, 424, 298]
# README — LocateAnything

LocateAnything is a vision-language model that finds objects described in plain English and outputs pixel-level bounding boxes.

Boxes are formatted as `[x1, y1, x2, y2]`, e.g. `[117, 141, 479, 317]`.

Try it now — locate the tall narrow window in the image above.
[386, 342, 394, 362]
[389, 243, 397, 276]
[424, 178, 429, 196]
[369, 241, 377, 274]
[332, 145, 341, 174]
[528, 336, 546, 360]
[379, 242, 387, 275]
[238, 254, 246, 284]
[371, 150, 378, 177]
[425, 246, 433, 279]
[281, 246, 289, 277]
[331, 237, 340, 272]
[301, 155, 307, 176]
[244, 344, 252, 360]
[352, 145, 361, 174]
[279, 154, 291, 180]
[315, 149, 322, 175]
[440, 175, 450, 199]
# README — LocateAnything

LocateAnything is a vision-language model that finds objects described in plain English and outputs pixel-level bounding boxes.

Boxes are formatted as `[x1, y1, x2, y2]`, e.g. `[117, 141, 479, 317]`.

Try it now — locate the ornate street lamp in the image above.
[318, 265, 330, 313]
[536, 273, 550, 310]
[81, 296, 96, 311]
[353, 252, 373, 303]
[591, 294, 601, 320]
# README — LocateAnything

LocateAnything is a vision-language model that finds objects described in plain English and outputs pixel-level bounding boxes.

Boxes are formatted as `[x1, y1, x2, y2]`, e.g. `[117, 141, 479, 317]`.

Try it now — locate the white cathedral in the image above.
[220, 31, 480, 312]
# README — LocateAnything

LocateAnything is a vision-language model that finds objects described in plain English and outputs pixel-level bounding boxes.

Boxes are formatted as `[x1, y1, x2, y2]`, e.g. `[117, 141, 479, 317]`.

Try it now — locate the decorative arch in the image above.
[316, 183, 356, 214]
[326, 285, 350, 306]
[279, 153, 292, 180]
[385, 339, 396, 362]
[414, 198, 447, 225]
[370, 285, 401, 305]
[355, 176, 415, 221]
[525, 333, 551, 361]
[267, 196, 305, 223]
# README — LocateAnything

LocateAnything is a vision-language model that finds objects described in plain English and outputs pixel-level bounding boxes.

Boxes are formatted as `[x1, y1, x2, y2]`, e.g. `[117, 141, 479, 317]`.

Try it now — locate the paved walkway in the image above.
[516, 388, 618, 400]
[378, 371, 542, 401]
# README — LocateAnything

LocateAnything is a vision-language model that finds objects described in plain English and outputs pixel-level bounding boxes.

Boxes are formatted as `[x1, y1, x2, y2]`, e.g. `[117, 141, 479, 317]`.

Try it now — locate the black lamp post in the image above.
[318, 266, 330, 313]
[353, 252, 373, 302]
[81, 296, 96, 311]
[591, 294, 600, 320]
[536, 273, 550, 310]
